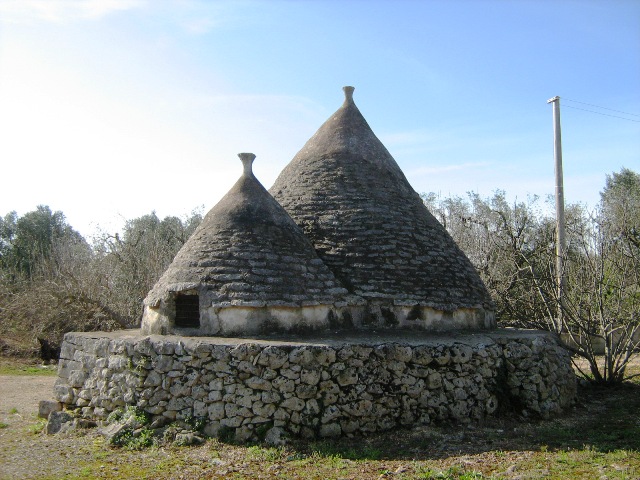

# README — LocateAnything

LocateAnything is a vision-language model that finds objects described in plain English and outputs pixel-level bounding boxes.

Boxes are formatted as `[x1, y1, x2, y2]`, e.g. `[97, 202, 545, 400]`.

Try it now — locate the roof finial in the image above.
[238, 153, 256, 177]
[343, 86, 355, 104]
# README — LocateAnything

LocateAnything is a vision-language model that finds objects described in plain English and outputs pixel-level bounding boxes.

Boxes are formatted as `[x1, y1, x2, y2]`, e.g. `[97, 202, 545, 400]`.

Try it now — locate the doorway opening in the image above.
[175, 294, 200, 328]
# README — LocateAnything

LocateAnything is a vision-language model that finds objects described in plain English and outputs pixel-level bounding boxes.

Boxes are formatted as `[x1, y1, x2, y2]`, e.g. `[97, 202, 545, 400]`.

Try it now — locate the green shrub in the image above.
[111, 426, 155, 450]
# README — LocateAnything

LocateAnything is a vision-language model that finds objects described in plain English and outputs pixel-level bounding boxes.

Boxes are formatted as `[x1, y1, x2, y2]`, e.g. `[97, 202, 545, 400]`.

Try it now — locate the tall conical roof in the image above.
[145, 153, 347, 309]
[270, 87, 493, 311]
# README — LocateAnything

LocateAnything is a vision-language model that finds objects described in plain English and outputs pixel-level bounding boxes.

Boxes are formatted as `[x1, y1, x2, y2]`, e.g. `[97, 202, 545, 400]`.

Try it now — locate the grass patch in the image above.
[535, 384, 640, 452]
[246, 445, 287, 462]
[309, 440, 383, 460]
[60, 454, 188, 480]
[0, 421, 9, 428]
[0, 362, 57, 376]
[112, 427, 156, 450]
[217, 425, 235, 443]
[514, 449, 640, 479]
[106, 406, 155, 450]
[27, 418, 47, 434]
[414, 466, 485, 479]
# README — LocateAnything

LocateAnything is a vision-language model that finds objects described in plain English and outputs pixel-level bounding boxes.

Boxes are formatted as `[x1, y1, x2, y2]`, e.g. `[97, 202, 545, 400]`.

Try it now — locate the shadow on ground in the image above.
[264, 380, 640, 461]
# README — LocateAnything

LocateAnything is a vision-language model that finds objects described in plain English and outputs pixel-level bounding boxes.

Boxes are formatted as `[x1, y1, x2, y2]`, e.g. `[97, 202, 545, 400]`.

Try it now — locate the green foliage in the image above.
[27, 418, 48, 435]
[246, 445, 287, 462]
[111, 426, 155, 450]
[183, 414, 206, 432]
[125, 406, 150, 425]
[601, 167, 640, 239]
[0, 363, 57, 376]
[106, 408, 124, 424]
[217, 425, 236, 443]
[127, 355, 151, 375]
[254, 421, 272, 441]
[415, 466, 484, 479]
[107, 406, 155, 450]
[107, 406, 150, 426]
[0, 205, 85, 280]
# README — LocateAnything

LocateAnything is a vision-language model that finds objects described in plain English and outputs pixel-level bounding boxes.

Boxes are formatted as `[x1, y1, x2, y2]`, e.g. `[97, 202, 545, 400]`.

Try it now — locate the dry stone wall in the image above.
[55, 330, 576, 442]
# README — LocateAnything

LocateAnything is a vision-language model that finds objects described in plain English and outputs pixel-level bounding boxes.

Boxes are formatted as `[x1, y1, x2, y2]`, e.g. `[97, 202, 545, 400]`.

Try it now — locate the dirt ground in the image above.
[0, 374, 61, 480]
[0, 375, 57, 414]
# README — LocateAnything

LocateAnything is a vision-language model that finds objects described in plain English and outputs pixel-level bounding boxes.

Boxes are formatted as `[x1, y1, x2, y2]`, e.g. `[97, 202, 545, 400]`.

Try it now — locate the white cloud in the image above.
[0, 0, 146, 24]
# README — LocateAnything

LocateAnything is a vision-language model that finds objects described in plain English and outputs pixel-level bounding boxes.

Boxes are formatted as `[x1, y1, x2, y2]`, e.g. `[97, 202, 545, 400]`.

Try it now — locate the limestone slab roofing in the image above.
[143, 87, 496, 336]
[141, 153, 349, 336]
[270, 87, 494, 318]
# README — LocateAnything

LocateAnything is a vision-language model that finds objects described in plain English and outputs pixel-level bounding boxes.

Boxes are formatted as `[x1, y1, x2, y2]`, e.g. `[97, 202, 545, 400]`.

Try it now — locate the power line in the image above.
[563, 104, 640, 123]
[563, 98, 640, 117]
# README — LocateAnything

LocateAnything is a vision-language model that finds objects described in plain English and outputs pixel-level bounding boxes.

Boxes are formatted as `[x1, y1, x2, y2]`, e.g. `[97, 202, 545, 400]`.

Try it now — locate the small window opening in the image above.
[175, 294, 200, 328]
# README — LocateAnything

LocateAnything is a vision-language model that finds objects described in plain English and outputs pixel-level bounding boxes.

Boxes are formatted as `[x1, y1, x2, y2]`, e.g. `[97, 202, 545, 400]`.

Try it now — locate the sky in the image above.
[0, 0, 638, 239]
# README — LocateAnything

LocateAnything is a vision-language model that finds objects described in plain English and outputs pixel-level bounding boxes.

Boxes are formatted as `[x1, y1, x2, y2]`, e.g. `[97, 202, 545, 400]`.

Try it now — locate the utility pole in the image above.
[547, 96, 566, 333]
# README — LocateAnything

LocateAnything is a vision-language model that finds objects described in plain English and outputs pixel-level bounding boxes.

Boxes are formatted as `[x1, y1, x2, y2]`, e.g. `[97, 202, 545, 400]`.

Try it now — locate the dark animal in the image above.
[37, 337, 61, 363]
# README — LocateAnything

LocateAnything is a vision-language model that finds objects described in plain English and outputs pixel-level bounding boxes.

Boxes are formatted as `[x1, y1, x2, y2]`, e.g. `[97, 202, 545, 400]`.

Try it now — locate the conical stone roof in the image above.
[145, 153, 348, 310]
[270, 87, 494, 313]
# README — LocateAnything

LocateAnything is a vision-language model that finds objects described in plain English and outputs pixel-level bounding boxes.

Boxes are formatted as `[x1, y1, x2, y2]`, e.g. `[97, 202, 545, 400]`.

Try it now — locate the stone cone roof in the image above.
[270, 87, 494, 311]
[145, 153, 348, 308]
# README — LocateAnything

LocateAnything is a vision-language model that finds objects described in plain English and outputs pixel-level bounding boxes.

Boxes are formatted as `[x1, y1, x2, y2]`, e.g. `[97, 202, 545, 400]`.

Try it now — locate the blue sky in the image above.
[1, 0, 638, 238]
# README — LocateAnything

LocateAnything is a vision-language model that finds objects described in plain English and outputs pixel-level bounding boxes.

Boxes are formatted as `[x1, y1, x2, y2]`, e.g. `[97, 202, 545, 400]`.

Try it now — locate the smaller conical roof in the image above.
[144, 153, 348, 308]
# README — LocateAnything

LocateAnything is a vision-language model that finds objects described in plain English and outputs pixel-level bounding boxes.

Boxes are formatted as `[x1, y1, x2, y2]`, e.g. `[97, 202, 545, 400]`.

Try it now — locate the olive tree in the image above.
[423, 191, 559, 330]
[559, 169, 640, 382]
[0, 206, 118, 357]
[424, 169, 640, 383]
[0, 206, 202, 358]
[93, 210, 203, 325]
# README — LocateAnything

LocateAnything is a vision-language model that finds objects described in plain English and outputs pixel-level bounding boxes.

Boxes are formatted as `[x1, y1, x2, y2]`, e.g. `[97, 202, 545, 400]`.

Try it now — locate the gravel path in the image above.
[0, 374, 80, 480]
[0, 375, 57, 415]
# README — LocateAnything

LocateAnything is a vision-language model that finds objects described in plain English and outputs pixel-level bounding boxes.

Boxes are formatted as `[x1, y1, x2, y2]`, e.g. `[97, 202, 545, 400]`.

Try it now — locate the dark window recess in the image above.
[175, 295, 200, 328]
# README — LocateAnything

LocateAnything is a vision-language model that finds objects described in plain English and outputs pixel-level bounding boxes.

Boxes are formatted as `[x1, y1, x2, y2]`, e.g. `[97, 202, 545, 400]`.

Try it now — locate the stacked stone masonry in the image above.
[269, 88, 494, 313]
[144, 167, 349, 309]
[271, 154, 489, 310]
[55, 330, 576, 442]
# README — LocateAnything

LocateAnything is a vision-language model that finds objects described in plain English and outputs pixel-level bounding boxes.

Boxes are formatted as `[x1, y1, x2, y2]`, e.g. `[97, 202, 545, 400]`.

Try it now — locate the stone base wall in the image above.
[54, 329, 576, 442]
